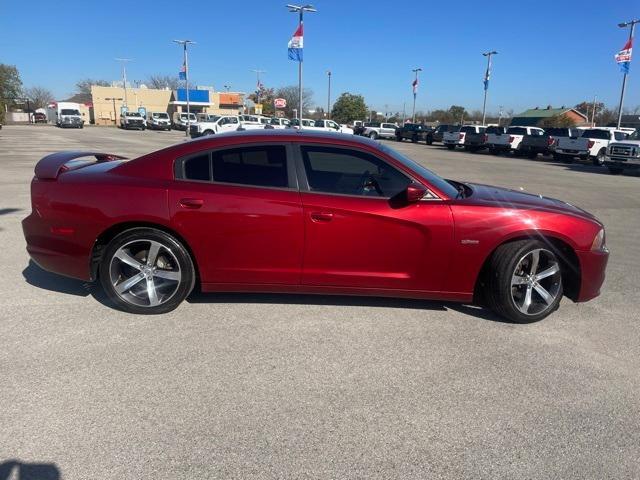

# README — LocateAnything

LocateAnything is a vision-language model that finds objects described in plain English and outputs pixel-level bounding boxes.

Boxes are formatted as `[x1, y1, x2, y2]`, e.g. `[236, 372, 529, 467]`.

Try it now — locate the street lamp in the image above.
[115, 58, 132, 108]
[616, 19, 639, 128]
[286, 4, 316, 124]
[173, 39, 196, 137]
[326, 70, 332, 119]
[223, 84, 231, 92]
[411, 67, 422, 123]
[251, 69, 266, 112]
[481, 51, 497, 126]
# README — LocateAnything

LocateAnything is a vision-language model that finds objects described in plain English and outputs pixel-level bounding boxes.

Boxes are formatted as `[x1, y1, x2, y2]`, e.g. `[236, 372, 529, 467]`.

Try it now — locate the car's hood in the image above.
[464, 182, 599, 223]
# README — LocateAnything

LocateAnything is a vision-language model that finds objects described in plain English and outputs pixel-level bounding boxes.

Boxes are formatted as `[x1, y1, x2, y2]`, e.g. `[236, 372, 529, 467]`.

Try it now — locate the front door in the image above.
[169, 144, 303, 285]
[296, 145, 453, 292]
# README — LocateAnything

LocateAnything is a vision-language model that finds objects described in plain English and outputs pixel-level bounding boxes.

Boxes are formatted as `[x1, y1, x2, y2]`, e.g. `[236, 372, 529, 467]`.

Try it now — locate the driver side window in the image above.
[300, 146, 410, 198]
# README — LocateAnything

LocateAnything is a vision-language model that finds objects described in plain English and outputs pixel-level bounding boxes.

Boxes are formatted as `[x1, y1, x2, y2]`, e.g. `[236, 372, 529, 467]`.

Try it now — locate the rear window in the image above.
[581, 129, 610, 140]
[486, 126, 505, 134]
[61, 109, 80, 115]
[212, 146, 288, 188]
[460, 126, 484, 133]
[184, 154, 210, 181]
[507, 127, 527, 135]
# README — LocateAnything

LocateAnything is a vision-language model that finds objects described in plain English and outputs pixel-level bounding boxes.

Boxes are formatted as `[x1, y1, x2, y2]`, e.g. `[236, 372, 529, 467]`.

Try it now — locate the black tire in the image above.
[608, 166, 624, 175]
[203, 130, 214, 136]
[411, 135, 418, 143]
[527, 152, 537, 159]
[484, 240, 563, 323]
[99, 228, 196, 315]
[369, 132, 378, 140]
[556, 153, 573, 164]
[489, 147, 497, 155]
[426, 137, 433, 145]
[446, 144, 455, 150]
[592, 148, 606, 166]
[396, 135, 403, 142]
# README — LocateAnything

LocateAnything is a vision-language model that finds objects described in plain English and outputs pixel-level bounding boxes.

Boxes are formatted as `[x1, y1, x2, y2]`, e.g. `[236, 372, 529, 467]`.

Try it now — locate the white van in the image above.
[172, 112, 197, 131]
[47, 102, 84, 128]
[147, 112, 171, 131]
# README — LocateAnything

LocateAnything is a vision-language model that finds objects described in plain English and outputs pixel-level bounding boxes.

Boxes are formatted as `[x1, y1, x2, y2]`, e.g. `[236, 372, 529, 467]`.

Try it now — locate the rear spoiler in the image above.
[34, 151, 127, 180]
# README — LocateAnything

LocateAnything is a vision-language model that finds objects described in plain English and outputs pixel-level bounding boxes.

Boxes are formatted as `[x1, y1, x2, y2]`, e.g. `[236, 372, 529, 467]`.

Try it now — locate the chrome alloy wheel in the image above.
[510, 248, 562, 316]
[109, 239, 182, 308]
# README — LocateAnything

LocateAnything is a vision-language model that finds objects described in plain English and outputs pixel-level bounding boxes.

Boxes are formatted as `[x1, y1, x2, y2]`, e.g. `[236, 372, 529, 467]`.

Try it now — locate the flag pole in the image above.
[616, 20, 637, 129]
[411, 67, 422, 123]
[287, 5, 316, 127]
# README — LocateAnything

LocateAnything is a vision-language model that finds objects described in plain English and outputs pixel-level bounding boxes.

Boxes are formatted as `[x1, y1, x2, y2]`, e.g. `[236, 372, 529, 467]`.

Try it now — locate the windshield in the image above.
[625, 130, 640, 140]
[378, 143, 459, 198]
[61, 109, 80, 115]
[126, 112, 141, 117]
[152, 113, 168, 119]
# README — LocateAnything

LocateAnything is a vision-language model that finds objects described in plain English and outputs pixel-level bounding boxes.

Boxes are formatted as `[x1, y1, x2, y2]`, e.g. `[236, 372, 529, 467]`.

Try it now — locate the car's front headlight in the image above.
[591, 228, 606, 251]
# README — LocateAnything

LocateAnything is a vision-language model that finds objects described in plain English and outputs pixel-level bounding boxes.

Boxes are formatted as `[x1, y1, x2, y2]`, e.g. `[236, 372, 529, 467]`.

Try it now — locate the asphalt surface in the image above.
[1, 125, 639, 479]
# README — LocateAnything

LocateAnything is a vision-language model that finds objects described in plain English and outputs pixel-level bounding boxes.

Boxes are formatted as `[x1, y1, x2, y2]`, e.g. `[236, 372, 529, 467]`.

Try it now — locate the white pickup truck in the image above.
[555, 128, 630, 165]
[267, 118, 291, 129]
[189, 115, 241, 137]
[605, 130, 640, 174]
[119, 111, 146, 130]
[307, 119, 354, 134]
[239, 115, 272, 131]
[443, 125, 486, 150]
[363, 122, 399, 140]
[487, 126, 544, 154]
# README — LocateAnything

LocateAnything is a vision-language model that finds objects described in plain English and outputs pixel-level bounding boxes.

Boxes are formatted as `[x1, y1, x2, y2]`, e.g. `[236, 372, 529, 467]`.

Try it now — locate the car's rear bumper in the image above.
[576, 248, 609, 302]
[22, 212, 91, 281]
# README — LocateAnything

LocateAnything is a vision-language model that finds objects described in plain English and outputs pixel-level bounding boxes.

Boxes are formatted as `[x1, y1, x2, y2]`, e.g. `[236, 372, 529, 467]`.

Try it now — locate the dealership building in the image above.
[90, 85, 245, 126]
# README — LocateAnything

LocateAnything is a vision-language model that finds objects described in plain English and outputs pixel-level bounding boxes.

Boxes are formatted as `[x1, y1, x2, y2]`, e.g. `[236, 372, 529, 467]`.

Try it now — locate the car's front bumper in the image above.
[576, 248, 609, 302]
[605, 156, 640, 168]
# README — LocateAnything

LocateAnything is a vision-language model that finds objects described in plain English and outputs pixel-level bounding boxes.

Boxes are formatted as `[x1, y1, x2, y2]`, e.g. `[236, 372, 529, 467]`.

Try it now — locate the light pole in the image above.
[115, 58, 132, 109]
[411, 67, 422, 123]
[224, 84, 231, 92]
[326, 70, 332, 118]
[251, 69, 266, 112]
[287, 4, 316, 125]
[481, 51, 497, 126]
[173, 39, 195, 137]
[616, 19, 639, 129]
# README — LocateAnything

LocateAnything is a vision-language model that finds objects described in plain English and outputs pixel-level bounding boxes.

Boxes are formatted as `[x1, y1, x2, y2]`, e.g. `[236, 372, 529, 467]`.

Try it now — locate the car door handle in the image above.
[179, 198, 204, 209]
[310, 211, 333, 222]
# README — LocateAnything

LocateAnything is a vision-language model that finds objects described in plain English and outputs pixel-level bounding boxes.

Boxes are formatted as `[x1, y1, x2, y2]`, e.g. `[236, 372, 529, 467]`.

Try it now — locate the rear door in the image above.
[169, 143, 304, 285]
[294, 144, 453, 292]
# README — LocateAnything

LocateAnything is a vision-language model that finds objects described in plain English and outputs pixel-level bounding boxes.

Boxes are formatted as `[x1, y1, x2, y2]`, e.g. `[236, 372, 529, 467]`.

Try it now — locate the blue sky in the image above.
[1, 0, 638, 114]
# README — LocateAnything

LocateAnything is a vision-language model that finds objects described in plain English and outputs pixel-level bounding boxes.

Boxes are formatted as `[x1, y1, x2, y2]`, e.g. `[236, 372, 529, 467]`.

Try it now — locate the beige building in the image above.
[91, 85, 245, 126]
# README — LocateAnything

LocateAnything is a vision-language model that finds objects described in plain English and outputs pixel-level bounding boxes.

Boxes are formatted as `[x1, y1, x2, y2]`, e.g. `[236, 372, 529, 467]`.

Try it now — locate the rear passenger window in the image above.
[184, 154, 210, 181]
[212, 145, 288, 188]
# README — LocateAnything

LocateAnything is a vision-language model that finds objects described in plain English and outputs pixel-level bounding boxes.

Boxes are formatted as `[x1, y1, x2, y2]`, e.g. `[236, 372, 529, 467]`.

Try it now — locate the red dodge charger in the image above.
[22, 130, 608, 322]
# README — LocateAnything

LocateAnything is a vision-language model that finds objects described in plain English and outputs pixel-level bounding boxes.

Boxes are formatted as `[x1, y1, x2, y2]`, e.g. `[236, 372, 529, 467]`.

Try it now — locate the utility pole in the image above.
[115, 58, 132, 109]
[251, 69, 266, 112]
[591, 95, 598, 126]
[287, 4, 316, 125]
[411, 67, 422, 123]
[481, 51, 497, 126]
[616, 19, 638, 129]
[173, 39, 195, 137]
[105, 97, 123, 126]
[326, 70, 332, 118]
[402, 102, 406, 124]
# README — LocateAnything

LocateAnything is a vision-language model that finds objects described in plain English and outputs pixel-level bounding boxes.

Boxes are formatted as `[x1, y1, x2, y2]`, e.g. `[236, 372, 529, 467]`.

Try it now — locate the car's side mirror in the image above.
[405, 182, 427, 203]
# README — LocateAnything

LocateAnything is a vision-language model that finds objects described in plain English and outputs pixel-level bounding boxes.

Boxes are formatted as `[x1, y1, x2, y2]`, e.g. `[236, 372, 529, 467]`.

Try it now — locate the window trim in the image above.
[173, 142, 298, 191]
[292, 143, 439, 201]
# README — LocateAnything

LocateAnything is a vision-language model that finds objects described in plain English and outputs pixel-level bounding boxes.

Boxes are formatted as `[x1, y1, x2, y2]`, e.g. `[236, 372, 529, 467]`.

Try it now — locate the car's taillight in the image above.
[508, 136, 515, 143]
[458, 133, 464, 140]
[587, 140, 595, 149]
[483, 134, 488, 142]
[547, 136, 555, 146]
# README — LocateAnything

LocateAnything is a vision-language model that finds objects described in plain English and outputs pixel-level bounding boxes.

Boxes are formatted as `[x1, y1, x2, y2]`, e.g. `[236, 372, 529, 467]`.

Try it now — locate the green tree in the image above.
[448, 105, 467, 123]
[0, 64, 23, 122]
[145, 75, 179, 90]
[248, 85, 275, 115]
[540, 114, 577, 128]
[330, 92, 367, 124]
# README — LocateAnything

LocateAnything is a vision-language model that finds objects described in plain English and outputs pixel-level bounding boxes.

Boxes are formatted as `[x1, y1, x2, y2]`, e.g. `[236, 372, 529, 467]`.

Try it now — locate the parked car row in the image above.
[396, 124, 640, 174]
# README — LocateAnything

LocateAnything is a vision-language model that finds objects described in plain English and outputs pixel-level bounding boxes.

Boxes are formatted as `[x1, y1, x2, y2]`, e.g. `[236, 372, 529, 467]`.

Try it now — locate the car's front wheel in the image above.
[592, 148, 606, 166]
[369, 132, 378, 140]
[99, 228, 196, 314]
[485, 240, 563, 323]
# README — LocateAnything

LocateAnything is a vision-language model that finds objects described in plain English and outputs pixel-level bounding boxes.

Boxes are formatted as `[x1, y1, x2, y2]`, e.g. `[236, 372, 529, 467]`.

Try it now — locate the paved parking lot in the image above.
[1, 125, 639, 479]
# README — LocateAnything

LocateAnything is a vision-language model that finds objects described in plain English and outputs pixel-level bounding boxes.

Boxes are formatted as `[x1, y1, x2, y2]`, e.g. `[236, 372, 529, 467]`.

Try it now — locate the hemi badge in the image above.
[461, 239, 479, 245]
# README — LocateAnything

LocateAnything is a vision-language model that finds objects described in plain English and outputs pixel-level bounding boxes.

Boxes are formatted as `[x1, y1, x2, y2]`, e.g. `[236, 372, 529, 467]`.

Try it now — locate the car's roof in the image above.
[187, 128, 378, 146]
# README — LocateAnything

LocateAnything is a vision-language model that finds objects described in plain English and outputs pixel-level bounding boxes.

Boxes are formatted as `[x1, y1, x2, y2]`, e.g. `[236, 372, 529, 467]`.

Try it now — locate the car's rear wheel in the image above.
[426, 137, 433, 145]
[411, 135, 418, 143]
[608, 166, 624, 174]
[485, 240, 563, 323]
[369, 132, 378, 140]
[446, 144, 455, 150]
[99, 228, 195, 314]
[396, 135, 403, 141]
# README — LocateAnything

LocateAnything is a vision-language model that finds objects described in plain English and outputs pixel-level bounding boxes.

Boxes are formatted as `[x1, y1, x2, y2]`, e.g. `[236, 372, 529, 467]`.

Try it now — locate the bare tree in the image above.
[145, 75, 179, 90]
[24, 86, 55, 109]
[76, 78, 110, 95]
[274, 85, 314, 117]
